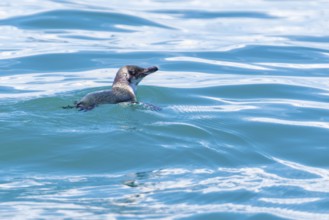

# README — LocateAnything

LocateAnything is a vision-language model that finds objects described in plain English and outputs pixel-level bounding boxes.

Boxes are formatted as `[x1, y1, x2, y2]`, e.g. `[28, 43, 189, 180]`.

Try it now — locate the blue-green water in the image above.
[1, 0, 329, 219]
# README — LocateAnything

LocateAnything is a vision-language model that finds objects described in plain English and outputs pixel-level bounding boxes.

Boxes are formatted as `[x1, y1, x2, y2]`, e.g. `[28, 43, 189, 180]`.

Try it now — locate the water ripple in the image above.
[166, 56, 271, 70]
[0, 9, 172, 31]
[1, 160, 329, 219]
[247, 117, 329, 130]
[151, 10, 278, 19]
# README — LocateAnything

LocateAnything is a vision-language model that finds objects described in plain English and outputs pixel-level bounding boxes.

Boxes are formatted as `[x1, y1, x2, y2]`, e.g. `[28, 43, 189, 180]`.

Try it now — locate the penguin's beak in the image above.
[143, 66, 158, 75]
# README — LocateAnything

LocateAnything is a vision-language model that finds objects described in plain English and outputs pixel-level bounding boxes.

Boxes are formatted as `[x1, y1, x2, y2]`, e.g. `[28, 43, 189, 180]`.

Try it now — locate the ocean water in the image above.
[1, 0, 329, 219]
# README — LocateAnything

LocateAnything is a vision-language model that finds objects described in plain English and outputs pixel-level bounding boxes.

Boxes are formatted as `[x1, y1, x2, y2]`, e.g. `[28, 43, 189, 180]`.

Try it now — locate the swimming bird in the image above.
[63, 65, 158, 111]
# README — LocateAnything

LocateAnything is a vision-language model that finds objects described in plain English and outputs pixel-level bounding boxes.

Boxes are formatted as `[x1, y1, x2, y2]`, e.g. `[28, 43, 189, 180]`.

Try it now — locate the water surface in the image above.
[1, 0, 329, 219]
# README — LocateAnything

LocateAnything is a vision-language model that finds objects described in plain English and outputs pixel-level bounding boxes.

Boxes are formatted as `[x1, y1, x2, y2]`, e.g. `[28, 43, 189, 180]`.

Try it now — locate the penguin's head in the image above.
[114, 65, 158, 88]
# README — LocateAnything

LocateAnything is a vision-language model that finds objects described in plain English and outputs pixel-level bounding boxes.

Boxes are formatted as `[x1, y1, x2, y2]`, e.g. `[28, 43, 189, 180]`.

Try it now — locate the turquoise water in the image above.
[1, 0, 329, 219]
